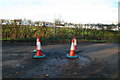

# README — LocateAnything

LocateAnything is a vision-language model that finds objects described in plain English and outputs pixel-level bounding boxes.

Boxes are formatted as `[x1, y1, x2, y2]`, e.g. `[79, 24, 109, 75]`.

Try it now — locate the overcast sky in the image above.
[0, 0, 119, 24]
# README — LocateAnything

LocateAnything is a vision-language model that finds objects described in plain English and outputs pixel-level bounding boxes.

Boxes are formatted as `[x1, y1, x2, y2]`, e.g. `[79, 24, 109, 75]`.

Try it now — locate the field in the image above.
[2, 41, 118, 79]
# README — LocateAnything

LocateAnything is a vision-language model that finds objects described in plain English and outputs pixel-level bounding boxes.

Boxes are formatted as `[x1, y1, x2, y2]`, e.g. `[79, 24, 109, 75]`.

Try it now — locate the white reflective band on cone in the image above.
[37, 42, 41, 50]
[36, 39, 39, 45]
[70, 42, 74, 50]
[74, 39, 77, 45]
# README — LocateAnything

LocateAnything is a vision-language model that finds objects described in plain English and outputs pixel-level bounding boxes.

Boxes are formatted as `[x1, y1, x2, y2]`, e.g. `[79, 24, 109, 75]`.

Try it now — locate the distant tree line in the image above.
[0, 18, 119, 31]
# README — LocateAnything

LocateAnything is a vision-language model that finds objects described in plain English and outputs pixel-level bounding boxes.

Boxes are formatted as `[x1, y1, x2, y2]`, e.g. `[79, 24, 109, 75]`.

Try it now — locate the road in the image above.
[2, 41, 118, 78]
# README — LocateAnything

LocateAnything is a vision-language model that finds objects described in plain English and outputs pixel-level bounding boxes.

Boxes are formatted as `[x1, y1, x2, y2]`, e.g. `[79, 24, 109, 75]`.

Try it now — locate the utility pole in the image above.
[53, 15, 62, 38]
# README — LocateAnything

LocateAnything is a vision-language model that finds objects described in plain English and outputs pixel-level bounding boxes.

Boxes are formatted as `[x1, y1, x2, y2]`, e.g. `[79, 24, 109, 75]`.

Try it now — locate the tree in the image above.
[0, 19, 7, 25]
[53, 17, 63, 37]
[27, 20, 33, 26]
[54, 19, 62, 26]
[106, 24, 114, 31]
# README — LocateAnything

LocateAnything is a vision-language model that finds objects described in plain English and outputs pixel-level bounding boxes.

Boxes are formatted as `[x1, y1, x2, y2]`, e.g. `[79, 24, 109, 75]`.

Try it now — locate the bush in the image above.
[2, 25, 119, 42]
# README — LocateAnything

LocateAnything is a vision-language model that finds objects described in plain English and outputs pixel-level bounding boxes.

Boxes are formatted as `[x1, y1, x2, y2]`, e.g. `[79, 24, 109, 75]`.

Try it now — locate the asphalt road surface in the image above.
[2, 41, 119, 78]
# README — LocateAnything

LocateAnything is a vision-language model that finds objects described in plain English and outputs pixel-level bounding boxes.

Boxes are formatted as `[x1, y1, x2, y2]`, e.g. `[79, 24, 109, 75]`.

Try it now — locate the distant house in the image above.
[21, 19, 29, 25]
[45, 22, 54, 27]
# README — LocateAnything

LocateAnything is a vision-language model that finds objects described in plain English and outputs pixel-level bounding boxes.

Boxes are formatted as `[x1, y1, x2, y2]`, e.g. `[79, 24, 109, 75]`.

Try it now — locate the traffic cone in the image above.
[33, 37, 45, 58]
[33, 37, 44, 53]
[66, 36, 79, 53]
[66, 38, 78, 58]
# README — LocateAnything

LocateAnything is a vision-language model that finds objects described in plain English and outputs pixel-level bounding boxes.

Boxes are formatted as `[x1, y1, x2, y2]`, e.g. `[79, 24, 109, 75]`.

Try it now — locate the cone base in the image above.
[33, 49, 44, 53]
[66, 54, 78, 58]
[33, 54, 45, 58]
[75, 50, 80, 53]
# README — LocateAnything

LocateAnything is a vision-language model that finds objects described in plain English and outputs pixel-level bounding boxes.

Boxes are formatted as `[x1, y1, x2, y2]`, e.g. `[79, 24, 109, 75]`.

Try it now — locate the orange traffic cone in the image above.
[33, 37, 44, 53]
[33, 37, 45, 58]
[66, 38, 78, 58]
